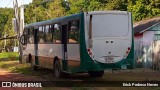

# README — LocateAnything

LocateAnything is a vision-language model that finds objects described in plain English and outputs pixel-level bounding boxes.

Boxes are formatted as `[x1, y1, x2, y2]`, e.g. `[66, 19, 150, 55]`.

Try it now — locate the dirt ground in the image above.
[0, 69, 71, 90]
[0, 67, 160, 90]
[0, 69, 43, 90]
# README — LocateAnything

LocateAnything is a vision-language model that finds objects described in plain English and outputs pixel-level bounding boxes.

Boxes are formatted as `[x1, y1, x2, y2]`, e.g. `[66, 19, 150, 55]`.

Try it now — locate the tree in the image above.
[46, 0, 66, 19]
[24, 0, 49, 23]
[105, 0, 128, 11]
[68, 0, 104, 14]
[0, 13, 7, 37]
[3, 9, 15, 36]
[0, 8, 14, 37]
[128, 0, 160, 21]
[0, 8, 15, 51]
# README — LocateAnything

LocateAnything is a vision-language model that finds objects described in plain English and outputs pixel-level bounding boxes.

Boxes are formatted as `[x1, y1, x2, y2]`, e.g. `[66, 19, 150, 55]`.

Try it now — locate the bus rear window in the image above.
[92, 14, 129, 37]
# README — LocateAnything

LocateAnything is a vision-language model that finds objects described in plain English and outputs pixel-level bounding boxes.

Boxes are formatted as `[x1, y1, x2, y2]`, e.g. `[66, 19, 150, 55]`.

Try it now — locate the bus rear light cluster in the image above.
[125, 47, 131, 56]
[126, 51, 129, 55]
[87, 48, 93, 56]
[128, 47, 131, 51]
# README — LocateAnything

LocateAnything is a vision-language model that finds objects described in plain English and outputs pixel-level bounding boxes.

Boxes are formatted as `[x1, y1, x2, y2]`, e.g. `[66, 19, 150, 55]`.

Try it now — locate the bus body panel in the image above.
[24, 44, 63, 68]
[23, 44, 81, 72]
[67, 44, 81, 72]
[92, 38, 131, 63]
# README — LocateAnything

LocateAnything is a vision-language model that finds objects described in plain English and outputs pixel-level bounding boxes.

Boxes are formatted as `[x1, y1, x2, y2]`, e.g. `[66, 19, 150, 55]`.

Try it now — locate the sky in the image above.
[0, 0, 32, 8]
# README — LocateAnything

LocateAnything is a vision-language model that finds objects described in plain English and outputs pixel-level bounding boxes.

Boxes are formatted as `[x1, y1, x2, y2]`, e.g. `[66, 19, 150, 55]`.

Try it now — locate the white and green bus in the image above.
[21, 11, 134, 78]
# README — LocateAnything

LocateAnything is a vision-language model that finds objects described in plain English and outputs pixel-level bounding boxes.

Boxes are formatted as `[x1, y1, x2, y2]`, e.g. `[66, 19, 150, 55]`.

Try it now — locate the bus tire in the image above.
[88, 70, 104, 77]
[54, 60, 62, 78]
[30, 56, 38, 71]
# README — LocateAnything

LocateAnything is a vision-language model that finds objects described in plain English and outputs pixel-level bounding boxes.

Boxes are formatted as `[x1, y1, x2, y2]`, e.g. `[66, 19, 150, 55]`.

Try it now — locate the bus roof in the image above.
[25, 12, 83, 28]
[86, 11, 129, 15]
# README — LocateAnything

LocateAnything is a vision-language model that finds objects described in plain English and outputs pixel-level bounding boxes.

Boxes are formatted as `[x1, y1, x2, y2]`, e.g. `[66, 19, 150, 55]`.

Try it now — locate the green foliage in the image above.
[67, 0, 103, 14]
[0, 52, 19, 61]
[0, 8, 16, 50]
[0, 61, 32, 75]
[105, 0, 128, 11]
[46, 0, 66, 19]
[128, 0, 160, 21]
[0, 8, 14, 35]
[0, 9, 9, 37]
[24, 0, 50, 23]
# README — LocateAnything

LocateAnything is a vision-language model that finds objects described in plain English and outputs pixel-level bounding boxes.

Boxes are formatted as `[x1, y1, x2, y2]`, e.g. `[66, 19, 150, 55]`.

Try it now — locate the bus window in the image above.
[23, 28, 27, 45]
[38, 26, 44, 43]
[68, 20, 79, 43]
[53, 24, 61, 43]
[28, 28, 34, 44]
[45, 25, 52, 43]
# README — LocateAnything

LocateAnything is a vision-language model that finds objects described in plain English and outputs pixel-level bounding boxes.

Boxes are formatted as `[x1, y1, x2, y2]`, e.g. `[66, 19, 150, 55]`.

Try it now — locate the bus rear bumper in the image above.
[91, 59, 135, 71]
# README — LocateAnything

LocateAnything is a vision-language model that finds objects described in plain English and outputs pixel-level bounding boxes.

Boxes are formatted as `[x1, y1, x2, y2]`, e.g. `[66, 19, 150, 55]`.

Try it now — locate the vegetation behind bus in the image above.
[0, 52, 19, 61]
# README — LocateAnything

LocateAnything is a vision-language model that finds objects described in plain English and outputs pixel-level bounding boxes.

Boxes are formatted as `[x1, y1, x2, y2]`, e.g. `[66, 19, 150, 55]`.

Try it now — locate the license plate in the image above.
[105, 56, 114, 63]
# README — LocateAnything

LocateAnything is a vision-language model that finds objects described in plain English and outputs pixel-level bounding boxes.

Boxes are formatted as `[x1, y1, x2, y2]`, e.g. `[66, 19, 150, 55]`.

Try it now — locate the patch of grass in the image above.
[0, 61, 33, 75]
[0, 61, 17, 69]
[0, 61, 53, 77]
[0, 52, 19, 61]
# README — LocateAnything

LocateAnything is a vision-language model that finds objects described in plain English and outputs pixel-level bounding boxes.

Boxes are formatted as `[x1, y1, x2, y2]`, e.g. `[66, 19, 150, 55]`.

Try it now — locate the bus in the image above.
[20, 11, 134, 78]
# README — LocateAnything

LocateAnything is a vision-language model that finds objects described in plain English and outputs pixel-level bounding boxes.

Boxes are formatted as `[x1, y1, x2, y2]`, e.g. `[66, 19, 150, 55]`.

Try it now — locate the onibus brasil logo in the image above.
[1, 82, 42, 87]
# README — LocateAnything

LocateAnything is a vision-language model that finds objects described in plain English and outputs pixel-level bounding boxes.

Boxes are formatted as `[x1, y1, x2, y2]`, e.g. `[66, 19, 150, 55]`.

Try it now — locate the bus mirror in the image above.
[89, 39, 93, 48]
[20, 35, 25, 45]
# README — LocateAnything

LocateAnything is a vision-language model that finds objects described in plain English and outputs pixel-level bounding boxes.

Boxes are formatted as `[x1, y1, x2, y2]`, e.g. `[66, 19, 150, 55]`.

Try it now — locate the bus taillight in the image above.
[126, 47, 131, 56]
[126, 51, 129, 55]
[88, 48, 93, 56]
[89, 52, 93, 56]
[128, 47, 131, 51]
[87, 48, 91, 52]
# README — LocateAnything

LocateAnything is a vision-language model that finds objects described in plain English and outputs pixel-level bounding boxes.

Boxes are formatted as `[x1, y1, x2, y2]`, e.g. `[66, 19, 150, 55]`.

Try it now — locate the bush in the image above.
[0, 52, 19, 61]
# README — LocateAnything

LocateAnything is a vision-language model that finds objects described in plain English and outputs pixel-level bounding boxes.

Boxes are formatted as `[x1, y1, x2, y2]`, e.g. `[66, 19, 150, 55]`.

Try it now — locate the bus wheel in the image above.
[54, 60, 62, 78]
[30, 56, 38, 71]
[88, 70, 104, 77]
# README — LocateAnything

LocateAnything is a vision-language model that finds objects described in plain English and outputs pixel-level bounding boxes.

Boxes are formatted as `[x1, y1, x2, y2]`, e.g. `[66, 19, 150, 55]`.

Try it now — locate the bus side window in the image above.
[53, 24, 61, 43]
[38, 26, 44, 43]
[68, 20, 80, 43]
[28, 28, 30, 43]
[23, 28, 27, 45]
[28, 28, 34, 44]
[45, 25, 52, 43]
